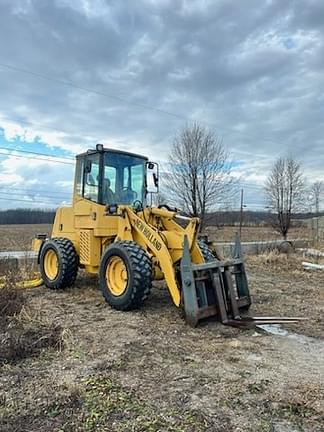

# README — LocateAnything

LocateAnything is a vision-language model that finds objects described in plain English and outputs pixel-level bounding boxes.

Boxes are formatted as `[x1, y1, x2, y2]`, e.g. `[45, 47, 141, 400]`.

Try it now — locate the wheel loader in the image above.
[32, 144, 301, 327]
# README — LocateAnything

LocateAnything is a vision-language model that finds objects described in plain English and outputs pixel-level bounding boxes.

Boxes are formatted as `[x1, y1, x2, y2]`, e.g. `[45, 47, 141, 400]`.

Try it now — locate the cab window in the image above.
[131, 164, 144, 198]
[103, 152, 146, 205]
[103, 165, 117, 204]
[74, 158, 84, 196]
[83, 154, 100, 202]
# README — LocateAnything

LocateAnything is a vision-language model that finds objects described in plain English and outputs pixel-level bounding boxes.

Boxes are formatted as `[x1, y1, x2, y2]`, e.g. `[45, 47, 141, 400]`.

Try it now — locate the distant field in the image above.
[0, 224, 311, 252]
[206, 225, 310, 242]
[0, 224, 52, 251]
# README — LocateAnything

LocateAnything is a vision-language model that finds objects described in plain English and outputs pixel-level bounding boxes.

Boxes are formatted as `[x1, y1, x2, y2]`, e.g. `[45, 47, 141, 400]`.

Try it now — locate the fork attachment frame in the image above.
[180, 234, 302, 328]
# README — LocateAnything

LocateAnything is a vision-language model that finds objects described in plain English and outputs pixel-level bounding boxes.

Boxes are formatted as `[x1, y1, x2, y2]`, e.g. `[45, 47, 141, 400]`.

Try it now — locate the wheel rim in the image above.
[44, 249, 59, 280]
[106, 256, 128, 296]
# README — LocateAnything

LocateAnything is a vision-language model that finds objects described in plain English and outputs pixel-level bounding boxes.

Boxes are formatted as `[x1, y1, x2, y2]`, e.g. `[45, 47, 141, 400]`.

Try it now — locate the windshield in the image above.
[103, 152, 146, 205]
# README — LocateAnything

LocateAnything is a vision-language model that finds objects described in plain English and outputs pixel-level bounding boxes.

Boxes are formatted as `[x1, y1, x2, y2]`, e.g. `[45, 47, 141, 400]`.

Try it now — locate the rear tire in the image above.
[99, 241, 152, 311]
[40, 238, 78, 289]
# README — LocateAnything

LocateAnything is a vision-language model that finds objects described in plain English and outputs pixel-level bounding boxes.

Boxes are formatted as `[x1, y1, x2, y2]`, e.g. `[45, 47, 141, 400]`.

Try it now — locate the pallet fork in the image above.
[181, 234, 302, 328]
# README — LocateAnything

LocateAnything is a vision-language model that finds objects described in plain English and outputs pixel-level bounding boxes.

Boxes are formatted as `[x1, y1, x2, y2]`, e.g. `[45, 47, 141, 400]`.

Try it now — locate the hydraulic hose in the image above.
[0, 275, 43, 289]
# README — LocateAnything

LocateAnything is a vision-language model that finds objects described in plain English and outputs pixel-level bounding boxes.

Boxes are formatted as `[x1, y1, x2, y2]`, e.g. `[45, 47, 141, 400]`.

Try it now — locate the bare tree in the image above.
[164, 123, 236, 228]
[265, 156, 305, 239]
[310, 181, 323, 214]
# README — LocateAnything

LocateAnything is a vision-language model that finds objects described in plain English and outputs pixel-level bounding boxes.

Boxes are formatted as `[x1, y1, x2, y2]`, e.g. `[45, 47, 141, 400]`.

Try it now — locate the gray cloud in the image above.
[0, 0, 324, 209]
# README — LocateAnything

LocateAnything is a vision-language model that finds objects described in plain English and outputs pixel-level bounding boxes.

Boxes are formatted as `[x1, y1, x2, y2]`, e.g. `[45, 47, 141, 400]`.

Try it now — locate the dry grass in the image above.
[206, 225, 310, 242]
[247, 249, 296, 269]
[0, 224, 52, 251]
[247, 249, 315, 276]
[0, 267, 26, 326]
[0, 311, 65, 364]
[0, 272, 70, 364]
[0, 287, 25, 324]
[246, 251, 324, 338]
[268, 383, 324, 422]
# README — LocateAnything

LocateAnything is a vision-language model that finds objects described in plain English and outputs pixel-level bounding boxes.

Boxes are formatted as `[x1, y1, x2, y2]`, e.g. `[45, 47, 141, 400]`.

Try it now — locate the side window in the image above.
[83, 155, 100, 202]
[105, 166, 116, 192]
[123, 167, 129, 189]
[74, 158, 84, 196]
[131, 164, 143, 193]
[103, 165, 117, 204]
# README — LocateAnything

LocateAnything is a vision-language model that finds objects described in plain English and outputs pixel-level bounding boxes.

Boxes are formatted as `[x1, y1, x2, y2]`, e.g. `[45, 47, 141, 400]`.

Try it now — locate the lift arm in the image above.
[123, 207, 182, 306]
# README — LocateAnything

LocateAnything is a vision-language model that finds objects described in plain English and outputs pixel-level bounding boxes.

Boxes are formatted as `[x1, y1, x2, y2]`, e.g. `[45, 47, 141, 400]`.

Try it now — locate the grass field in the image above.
[0, 224, 310, 252]
[206, 225, 309, 242]
[0, 224, 323, 431]
[0, 224, 52, 251]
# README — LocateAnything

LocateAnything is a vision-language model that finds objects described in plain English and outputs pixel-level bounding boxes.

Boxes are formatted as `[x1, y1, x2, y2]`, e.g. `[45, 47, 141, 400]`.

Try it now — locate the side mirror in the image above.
[148, 162, 155, 170]
[153, 172, 159, 188]
[146, 161, 159, 193]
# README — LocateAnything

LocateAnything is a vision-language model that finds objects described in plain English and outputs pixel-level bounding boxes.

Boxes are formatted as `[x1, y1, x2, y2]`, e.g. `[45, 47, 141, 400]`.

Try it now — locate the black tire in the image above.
[40, 238, 78, 289]
[99, 241, 152, 311]
[198, 240, 216, 262]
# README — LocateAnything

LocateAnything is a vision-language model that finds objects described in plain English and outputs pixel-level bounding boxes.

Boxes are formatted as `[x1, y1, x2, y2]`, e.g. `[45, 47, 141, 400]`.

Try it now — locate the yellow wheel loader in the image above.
[32, 145, 301, 327]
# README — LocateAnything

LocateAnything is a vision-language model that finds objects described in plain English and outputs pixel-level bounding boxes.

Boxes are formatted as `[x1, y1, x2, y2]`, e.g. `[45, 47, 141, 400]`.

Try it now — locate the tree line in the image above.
[0, 208, 56, 225]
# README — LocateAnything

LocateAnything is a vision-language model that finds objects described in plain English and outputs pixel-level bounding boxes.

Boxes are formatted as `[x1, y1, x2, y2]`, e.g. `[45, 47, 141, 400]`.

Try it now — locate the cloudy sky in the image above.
[0, 0, 323, 210]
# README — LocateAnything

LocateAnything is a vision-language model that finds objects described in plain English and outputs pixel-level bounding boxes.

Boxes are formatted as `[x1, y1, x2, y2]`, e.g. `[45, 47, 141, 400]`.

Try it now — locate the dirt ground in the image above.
[0, 225, 323, 431]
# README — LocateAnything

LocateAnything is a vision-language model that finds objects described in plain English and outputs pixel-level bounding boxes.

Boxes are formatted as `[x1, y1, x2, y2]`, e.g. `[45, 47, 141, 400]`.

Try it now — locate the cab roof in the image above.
[76, 147, 148, 161]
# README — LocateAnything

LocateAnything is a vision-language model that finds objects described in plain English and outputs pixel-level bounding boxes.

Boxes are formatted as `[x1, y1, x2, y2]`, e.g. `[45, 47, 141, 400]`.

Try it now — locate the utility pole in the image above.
[239, 189, 244, 237]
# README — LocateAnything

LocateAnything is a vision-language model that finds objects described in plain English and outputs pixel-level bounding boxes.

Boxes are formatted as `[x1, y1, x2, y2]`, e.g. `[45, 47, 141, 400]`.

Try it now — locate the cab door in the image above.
[74, 152, 102, 226]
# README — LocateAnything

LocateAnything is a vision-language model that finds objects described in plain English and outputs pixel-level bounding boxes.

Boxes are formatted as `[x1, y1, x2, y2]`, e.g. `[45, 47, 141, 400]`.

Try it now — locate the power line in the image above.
[0, 147, 268, 201]
[3, 185, 71, 197]
[0, 136, 268, 198]
[0, 191, 69, 203]
[0, 149, 267, 191]
[0, 146, 74, 160]
[0, 150, 74, 165]
[0, 148, 268, 196]
[0, 196, 62, 206]
[241, 184, 265, 191]
[0, 62, 187, 122]
[0, 147, 267, 188]
[0, 62, 312, 149]
[0, 191, 70, 201]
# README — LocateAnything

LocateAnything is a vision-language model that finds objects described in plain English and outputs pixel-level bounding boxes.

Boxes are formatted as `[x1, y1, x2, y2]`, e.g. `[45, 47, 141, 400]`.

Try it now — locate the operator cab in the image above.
[74, 145, 158, 207]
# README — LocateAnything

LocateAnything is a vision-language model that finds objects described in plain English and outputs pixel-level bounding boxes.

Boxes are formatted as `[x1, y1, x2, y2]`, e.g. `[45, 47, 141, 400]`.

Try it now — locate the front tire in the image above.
[40, 238, 78, 289]
[198, 240, 216, 262]
[99, 241, 152, 311]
